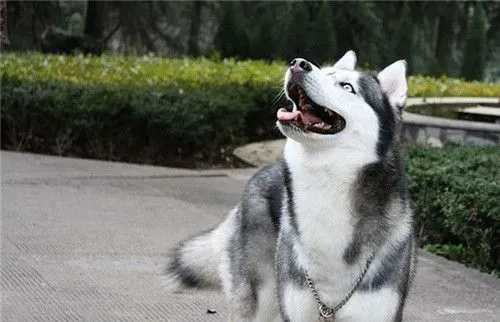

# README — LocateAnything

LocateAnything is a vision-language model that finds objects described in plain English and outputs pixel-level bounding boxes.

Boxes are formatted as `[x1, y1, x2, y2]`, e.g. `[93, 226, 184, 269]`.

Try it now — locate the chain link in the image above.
[304, 254, 375, 320]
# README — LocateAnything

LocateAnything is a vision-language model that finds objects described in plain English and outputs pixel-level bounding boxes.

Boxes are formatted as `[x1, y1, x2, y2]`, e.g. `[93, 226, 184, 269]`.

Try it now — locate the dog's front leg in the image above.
[279, 281, 319, 322]
[276, 232, 319, 322]
[333, 287, 402, 322]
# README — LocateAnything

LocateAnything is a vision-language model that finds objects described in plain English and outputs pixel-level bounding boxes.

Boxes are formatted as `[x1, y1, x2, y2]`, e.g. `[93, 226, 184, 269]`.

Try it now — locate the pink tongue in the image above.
[277, 108, 300, 122]
[277, 108, 323, 124]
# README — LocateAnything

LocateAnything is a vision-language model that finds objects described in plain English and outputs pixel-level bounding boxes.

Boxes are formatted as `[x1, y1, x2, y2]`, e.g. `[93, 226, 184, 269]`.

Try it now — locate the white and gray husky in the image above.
[167, 51, 417, 322]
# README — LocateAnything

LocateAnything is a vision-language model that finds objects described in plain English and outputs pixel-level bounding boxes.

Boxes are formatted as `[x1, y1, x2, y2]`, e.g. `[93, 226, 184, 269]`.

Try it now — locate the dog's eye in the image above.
[340, 82, 356, 94]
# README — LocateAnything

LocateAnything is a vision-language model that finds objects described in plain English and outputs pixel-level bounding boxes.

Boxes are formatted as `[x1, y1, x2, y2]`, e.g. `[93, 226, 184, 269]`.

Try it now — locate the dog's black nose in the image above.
[290, 58, 312, 72]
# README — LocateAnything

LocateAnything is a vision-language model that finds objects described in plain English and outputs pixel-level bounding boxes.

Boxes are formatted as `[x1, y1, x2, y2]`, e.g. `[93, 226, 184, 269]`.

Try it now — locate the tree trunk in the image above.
[435, 2, 459, 75]
[31, 2, 36, 47]
[84, 0, 104, 40]
[187, 1, 202, 56]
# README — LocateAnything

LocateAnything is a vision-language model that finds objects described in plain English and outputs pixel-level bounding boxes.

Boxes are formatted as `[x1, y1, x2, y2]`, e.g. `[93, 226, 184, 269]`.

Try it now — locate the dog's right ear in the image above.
[377, 60, 408, 110]
[333, 50, 357, 71]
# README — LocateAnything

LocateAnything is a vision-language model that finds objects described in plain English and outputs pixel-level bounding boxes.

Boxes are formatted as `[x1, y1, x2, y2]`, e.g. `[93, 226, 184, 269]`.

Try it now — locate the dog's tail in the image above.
[165, 206, 237, 290]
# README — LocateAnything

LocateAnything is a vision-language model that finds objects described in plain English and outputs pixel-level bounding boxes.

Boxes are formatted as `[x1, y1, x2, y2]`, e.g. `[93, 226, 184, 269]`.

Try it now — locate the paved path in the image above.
[2, 151, 499, 321]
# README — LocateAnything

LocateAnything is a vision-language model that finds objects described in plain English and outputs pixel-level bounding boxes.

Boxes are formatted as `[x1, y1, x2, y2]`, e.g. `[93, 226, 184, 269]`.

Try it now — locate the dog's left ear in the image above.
[377, 60, 408, 110]
[333, 50, 357, 71]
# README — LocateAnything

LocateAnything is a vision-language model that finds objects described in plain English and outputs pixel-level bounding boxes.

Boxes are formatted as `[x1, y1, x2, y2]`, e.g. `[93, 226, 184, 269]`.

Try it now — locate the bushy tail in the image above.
[165, 207, 236, 289]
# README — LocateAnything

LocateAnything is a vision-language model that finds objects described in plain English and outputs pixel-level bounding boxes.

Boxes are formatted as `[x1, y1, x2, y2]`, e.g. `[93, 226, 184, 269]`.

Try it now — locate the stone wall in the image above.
[402, 123, 500, 147]
[402, 97, 500, 147]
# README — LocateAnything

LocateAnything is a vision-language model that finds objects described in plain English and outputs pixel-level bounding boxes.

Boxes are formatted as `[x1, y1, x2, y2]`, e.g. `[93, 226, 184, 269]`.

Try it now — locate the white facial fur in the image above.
[277, 51, 380, 162]
[277, 52, 408, 157]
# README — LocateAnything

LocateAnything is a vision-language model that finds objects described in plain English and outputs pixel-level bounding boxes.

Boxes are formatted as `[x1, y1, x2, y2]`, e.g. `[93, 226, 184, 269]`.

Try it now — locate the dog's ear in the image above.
[332, 50, 357, 71]
[377, 60, 408, 110]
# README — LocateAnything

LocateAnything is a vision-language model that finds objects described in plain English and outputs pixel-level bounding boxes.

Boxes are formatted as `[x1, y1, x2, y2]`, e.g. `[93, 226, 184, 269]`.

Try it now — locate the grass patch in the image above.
[404, 144, 500, 275]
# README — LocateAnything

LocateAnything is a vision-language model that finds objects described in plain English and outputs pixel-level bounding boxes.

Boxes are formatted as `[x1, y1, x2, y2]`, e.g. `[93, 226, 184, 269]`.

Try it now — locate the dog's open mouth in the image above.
[277, 83, 346, 135]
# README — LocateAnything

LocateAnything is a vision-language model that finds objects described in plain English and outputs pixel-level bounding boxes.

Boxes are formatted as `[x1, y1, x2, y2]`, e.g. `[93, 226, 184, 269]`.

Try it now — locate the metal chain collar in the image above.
[304, 254, 375, 320]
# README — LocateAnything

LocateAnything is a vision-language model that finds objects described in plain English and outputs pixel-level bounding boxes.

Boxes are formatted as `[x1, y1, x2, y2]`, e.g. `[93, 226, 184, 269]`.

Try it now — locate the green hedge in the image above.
[1, 77, 252, 166]
[1, 53, 287, 166]
[3, 53, 500, 95]
[404, 145, 500, 275]
[2, 52, 500, 166]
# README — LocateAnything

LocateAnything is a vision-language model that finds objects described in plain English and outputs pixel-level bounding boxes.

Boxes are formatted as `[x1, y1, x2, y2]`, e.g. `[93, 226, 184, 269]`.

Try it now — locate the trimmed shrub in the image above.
[2, 52, 500, 166]
[408, 74, 500, 97]
[404, 145, 500, 274]
[0, 53, 285, 89]
[1, 76, 267, 166]
[1, 53, 288, 166]
[2, 53, 500, 96]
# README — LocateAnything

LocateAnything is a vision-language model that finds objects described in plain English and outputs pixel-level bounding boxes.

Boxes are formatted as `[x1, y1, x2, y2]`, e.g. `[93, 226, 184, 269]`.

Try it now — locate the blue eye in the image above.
[340, 82, 356, 94]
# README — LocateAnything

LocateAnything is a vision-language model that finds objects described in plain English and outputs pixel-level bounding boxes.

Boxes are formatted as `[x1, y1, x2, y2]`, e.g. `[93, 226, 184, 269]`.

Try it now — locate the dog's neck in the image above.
[283, 138, 378, 184]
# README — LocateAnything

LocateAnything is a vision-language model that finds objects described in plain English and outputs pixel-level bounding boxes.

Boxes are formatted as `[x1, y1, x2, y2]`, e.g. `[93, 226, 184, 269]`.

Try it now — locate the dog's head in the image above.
[277, 51, 407, 159]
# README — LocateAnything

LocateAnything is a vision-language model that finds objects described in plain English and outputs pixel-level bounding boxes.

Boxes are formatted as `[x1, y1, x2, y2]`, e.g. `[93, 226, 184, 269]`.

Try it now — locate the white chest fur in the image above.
[283, 139, 378, 305]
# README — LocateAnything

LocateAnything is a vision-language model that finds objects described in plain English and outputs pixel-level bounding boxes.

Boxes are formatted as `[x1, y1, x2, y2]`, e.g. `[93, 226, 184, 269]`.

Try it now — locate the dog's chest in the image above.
[287, 166, 375, 307]
[290, 167, 355, 264]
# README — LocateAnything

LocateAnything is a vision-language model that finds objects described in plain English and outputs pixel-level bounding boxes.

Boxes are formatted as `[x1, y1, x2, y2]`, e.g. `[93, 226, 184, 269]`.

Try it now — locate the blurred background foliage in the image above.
[3, 0, 500, 81]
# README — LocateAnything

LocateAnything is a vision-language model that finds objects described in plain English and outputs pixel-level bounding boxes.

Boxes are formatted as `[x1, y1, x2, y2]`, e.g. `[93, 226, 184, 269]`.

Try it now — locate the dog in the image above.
[166, 51, 417, 322]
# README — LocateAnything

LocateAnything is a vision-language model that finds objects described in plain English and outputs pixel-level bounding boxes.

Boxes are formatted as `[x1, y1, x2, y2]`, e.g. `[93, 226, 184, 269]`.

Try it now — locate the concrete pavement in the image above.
[2, 151, 499, 321]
